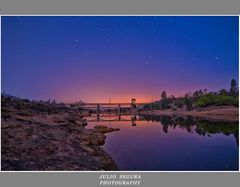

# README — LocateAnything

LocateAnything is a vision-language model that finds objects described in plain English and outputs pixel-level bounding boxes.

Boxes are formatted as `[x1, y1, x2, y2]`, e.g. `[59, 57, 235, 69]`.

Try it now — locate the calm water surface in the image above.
[86, 114, 238, 171]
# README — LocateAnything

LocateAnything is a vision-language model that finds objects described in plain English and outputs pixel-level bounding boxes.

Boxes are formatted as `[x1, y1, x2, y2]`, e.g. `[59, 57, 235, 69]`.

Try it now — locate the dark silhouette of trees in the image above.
[160, 91, 169, 109]
[185, 97, 192, 111]
[218, 89, 228, 96]
[161, 91, 167, 100]
[131, 98, 136, 108]
[183, 93, 193, 110]
[143, 78, 239, 110]
[230, 78, 238, 97]
[193, 89, 204, 98]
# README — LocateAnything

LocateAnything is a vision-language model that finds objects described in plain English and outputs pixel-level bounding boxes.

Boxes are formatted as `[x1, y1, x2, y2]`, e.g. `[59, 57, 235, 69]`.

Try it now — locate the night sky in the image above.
[2, 16, 239, 103]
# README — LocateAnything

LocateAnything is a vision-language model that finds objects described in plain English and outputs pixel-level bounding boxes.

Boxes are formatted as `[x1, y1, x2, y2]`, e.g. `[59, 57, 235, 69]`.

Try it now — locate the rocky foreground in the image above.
[1, 95, 119, 171]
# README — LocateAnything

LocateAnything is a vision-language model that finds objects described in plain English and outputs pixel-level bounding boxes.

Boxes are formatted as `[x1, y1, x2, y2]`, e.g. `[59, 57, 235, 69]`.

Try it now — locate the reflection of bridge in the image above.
[85, 114, 142, 126]
[81, 103, 148, 114]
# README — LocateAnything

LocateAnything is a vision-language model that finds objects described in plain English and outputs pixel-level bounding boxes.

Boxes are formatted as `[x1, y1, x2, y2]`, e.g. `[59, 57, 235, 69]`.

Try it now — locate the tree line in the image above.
[143, 79, 239, 111]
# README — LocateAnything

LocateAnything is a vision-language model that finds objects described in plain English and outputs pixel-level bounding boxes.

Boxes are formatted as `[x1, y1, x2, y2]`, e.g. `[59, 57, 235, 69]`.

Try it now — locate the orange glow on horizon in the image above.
[52, 84, 199, 103]
[58, 96, 157, 104]
[53, 90, 189, 103]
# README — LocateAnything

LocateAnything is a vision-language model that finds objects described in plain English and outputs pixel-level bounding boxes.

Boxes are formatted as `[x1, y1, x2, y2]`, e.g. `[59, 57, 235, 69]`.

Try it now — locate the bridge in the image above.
[79, 102, 149, 114]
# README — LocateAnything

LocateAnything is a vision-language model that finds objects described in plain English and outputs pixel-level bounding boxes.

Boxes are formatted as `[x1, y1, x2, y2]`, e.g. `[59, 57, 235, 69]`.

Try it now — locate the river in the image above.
[85, 114, 238, 171]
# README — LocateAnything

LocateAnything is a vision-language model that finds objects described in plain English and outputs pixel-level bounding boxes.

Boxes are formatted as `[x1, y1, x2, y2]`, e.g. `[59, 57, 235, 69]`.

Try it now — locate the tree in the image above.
[230, 79, 238, 97]
[198, 89, 204, 96]
[131, 98, 136, 108]
[193, 90, 200, 98]
[218, 89, 228, 96]
[184, 92, 192, 98]
[184, 96, 192, 111]
[161, 91, 167, 100]
[52, 99, 56, 104]
[160, 91, 169, 109]
[171, 95, 176, 100]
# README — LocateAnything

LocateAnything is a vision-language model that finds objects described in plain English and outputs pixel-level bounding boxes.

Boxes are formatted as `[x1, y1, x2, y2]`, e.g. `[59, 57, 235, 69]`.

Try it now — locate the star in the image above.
[215, 56, 220, 60]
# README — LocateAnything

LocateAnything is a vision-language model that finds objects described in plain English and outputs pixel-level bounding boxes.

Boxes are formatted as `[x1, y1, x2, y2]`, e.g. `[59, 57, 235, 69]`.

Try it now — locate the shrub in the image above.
[160, 100, 169, 109]
[175, 98, 184, 108]
[196, 94, 218, 107]
[196, 95, 212, 107]
[215, 95, 237, 106]
[234, 96, 239, 107]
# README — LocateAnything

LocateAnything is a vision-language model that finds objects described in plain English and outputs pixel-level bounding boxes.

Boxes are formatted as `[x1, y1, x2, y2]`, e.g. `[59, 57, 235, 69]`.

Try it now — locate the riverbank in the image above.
[1, 95, 119, 171]
[138, 106, 239, 122]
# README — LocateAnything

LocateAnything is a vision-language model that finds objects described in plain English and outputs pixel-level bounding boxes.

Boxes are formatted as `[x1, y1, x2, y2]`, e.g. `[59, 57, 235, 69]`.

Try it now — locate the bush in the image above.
[235, 97, 239, 107]
[160, 100, 169, 109]
[196, 95, 212, 107]
[196, 94, 237, 107]
[175, 98, 184, 108]
[215, 95, 237, 106]
[196, 94, 218, 107]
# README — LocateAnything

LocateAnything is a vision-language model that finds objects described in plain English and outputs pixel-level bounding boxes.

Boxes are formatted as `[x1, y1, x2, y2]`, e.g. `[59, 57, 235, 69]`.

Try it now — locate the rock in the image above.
[1, 94, 119, 171]
[93, 125, 120, 134]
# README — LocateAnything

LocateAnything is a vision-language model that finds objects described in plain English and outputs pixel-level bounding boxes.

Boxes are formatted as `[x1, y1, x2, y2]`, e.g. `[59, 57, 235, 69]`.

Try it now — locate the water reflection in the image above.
[85, 114, 239, 170]
[131, 115, 137, 126]
[87, 114, 140, 126]
[140, 115, 239, 145]
[86, 114, 238, 145]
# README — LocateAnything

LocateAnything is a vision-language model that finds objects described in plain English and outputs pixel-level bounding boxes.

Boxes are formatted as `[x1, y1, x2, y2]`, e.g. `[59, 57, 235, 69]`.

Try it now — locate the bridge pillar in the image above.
[97, 113, 100, 122]
[118, 104, 121, 114]
[131, 115, 137, 126]
[97, 104, 100, 114]
[118, 114, 121, 121]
